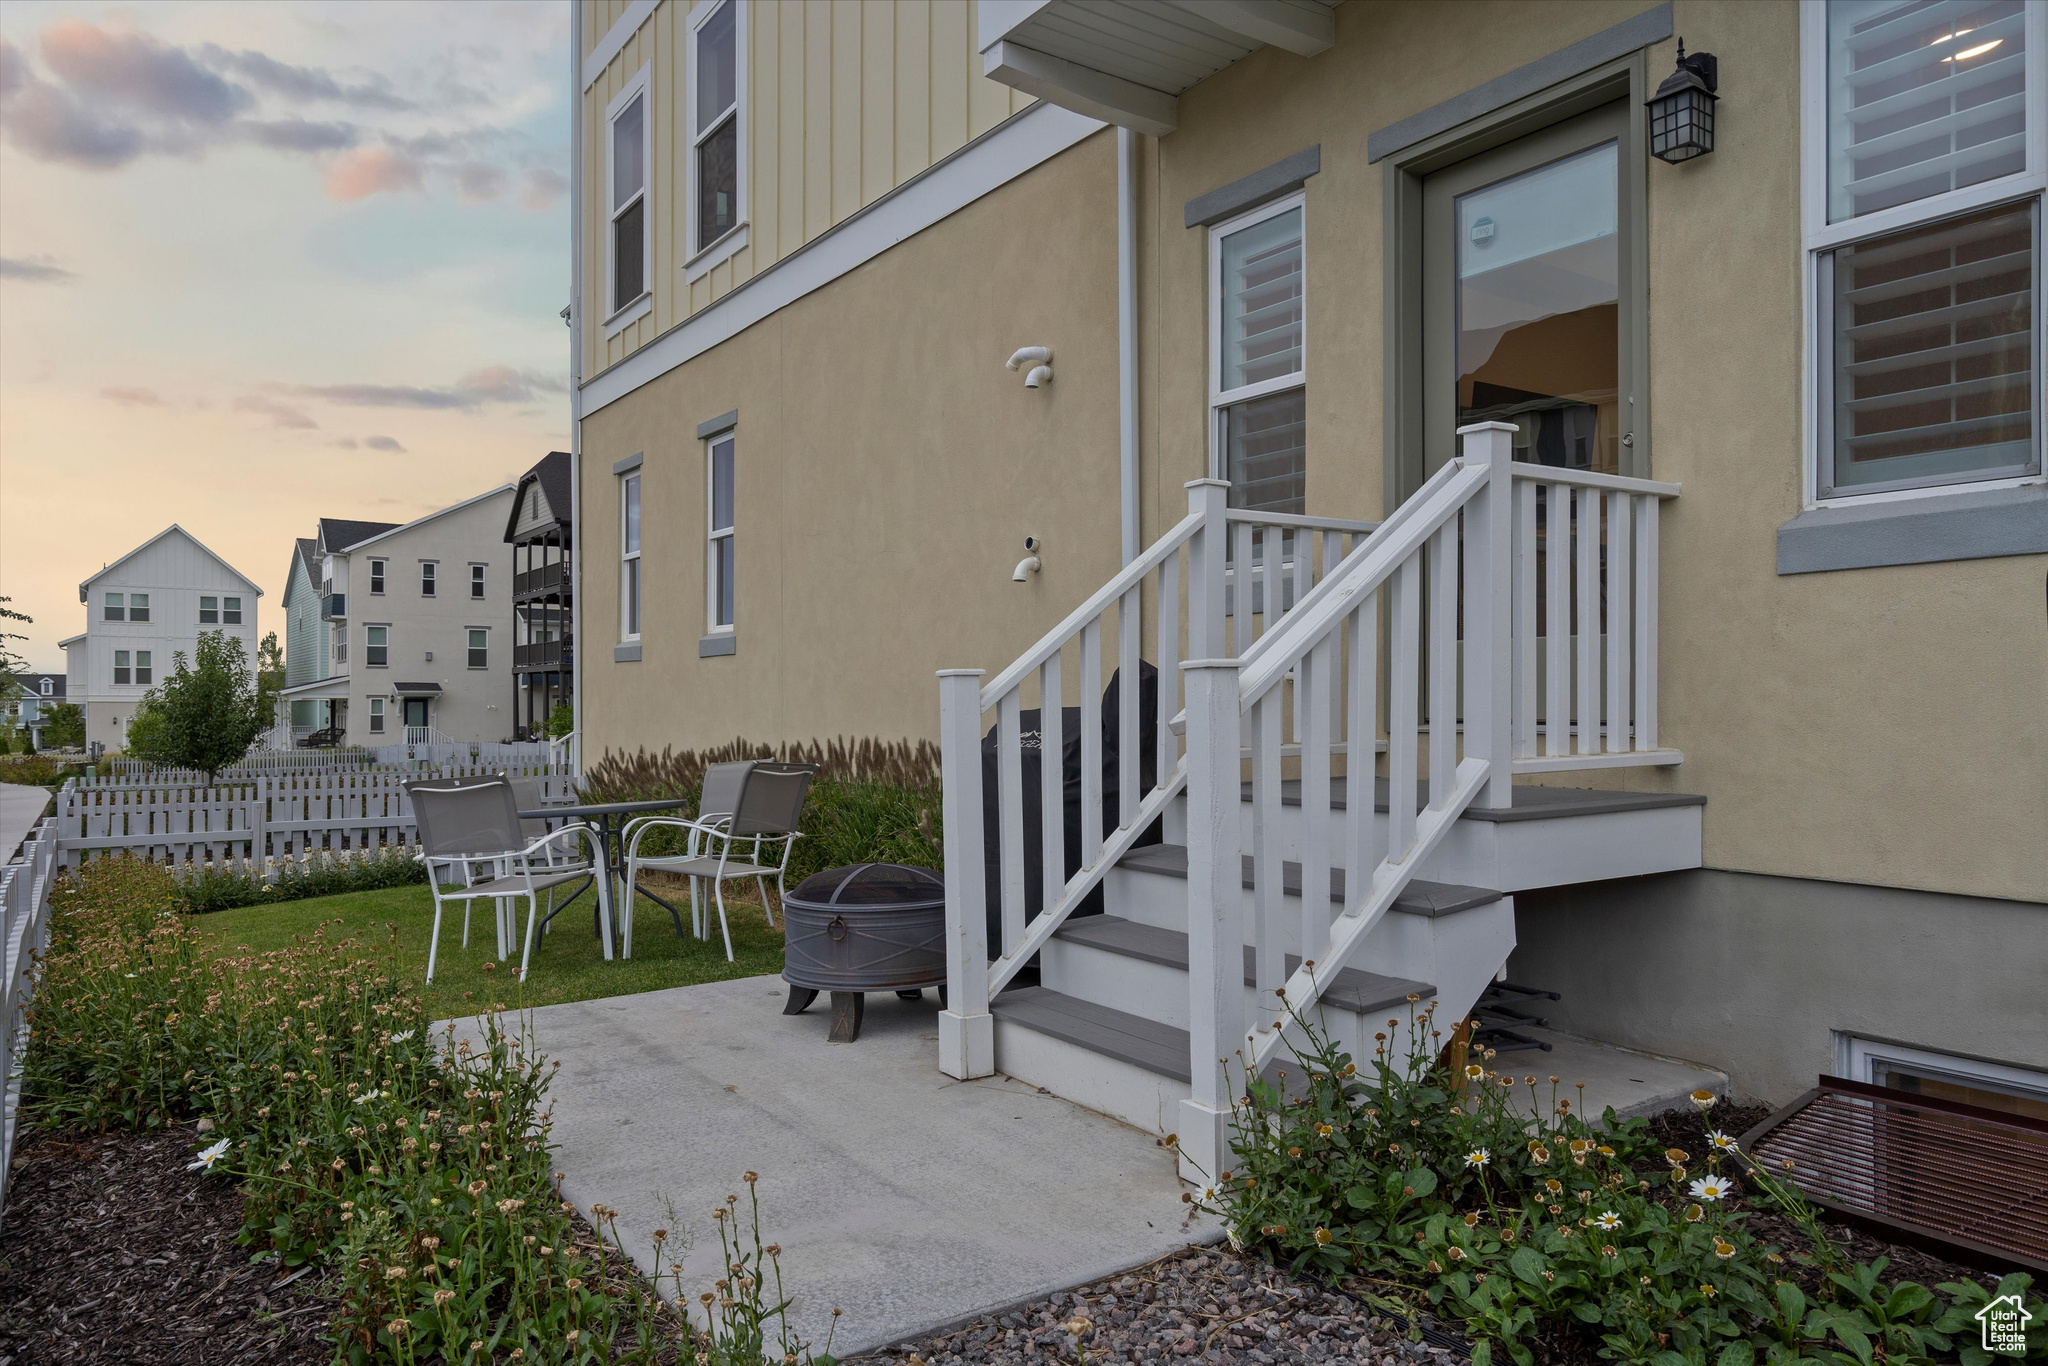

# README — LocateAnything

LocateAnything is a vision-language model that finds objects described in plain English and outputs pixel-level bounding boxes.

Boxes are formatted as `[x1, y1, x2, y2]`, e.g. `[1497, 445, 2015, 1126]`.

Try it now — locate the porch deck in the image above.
[512, 975, 1215, 1358]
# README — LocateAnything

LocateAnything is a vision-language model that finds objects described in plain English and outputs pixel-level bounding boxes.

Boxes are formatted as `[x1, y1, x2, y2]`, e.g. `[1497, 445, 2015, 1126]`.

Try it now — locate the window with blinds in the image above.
[1213, 198, 1307, 514]
[1219, 207, 1304, 393]
[1821, 198, 2038, 493]
[1827, 0, 2030, 223]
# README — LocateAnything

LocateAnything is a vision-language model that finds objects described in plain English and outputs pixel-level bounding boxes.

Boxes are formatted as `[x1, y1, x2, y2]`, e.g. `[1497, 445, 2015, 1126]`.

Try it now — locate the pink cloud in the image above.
[101, 386, 164, 406]
[323, 145, 422, 201]
[234, 394, 316, 429]
[520, 167, 567, 211]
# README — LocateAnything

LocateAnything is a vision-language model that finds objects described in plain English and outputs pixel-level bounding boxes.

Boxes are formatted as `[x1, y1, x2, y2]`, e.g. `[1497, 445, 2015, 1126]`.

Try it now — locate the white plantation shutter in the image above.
[1220, 208, 1304, 392]
[1828, 0, 2031, 222]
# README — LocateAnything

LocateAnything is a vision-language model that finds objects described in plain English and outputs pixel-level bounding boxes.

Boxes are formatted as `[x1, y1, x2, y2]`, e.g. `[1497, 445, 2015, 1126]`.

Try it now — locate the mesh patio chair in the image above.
[408, 776, 609, 983]
[511, 776, 596, 940]
[621, 762, 813, 960]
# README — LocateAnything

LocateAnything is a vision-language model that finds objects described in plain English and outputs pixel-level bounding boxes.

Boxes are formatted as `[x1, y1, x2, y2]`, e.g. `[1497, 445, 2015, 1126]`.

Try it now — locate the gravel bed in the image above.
[848, 1246, 1465, 1366]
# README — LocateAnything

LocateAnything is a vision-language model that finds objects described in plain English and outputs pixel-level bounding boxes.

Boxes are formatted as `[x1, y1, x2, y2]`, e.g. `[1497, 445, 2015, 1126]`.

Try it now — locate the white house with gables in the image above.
[59, 526, 262, 752]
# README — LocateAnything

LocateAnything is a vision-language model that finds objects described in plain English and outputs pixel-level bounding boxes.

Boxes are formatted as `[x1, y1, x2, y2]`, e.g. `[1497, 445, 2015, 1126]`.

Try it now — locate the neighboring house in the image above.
[276, 494, 515, 747]
[505, 453, 573, 740]
[566, 0, 2047, 1123]
[3, 673, 65, 748]
[280, 523, 397, 737]
[60, 526, 263, 752]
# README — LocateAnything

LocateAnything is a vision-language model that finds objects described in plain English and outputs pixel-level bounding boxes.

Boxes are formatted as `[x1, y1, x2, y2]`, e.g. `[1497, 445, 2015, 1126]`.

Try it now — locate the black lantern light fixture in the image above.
[1647, 40, 1718, 163]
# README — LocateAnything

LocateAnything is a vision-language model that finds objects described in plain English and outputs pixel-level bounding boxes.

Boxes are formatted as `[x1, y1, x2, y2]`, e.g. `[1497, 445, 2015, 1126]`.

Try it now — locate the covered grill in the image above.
[781, 863, 946, 1042]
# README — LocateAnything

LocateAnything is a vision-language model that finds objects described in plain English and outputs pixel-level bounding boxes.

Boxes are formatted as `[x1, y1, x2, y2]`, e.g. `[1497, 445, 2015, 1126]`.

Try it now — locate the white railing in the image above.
[548, 729, 580, 773]
[937, 423, 1682, 1184]
[405, 726, 456, 746]
[937, 481, 1379, 1078]
[2, 812, 60, 1225]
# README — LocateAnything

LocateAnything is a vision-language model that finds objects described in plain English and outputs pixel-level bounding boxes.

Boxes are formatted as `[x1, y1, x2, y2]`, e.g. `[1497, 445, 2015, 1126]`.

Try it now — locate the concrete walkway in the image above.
[0, 783, 52, 863]
[1517, 1026, 1729, 1119]
[522, 977, 1212, 1358]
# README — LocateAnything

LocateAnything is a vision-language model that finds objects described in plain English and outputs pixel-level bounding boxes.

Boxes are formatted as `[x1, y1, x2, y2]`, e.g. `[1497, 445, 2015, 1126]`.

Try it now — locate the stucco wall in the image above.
[1509, 871, 2048, 1104]
[579, 132, 1127, 753]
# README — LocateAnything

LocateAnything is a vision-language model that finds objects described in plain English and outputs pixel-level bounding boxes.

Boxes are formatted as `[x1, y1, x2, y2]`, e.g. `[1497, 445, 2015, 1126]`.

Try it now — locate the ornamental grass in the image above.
[1215, 998, 2043, 1366]
[21, 855, 832, 1366]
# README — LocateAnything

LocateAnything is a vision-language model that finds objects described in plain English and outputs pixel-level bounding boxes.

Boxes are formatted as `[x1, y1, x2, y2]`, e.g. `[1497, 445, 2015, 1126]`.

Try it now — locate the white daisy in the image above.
[353, 1089, 383, 1105]
[1595, 1211, 1622, 1230]
[1707, 1130, 1737, 1151]
[188, 1137, 230, 1172]
[1689, 1174, 1735, 1202]
[1464, 1148, 1490, 1169]
[389, 1030, 415, 1044]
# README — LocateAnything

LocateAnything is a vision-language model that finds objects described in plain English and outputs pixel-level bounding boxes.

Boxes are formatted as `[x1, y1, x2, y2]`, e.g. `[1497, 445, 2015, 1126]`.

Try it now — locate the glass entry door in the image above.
[1423, 102, 1635, 477]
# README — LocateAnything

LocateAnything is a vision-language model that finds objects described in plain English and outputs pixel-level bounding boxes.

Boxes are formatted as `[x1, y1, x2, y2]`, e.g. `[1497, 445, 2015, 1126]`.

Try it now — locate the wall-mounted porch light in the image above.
[1647, 41, 1717, 164]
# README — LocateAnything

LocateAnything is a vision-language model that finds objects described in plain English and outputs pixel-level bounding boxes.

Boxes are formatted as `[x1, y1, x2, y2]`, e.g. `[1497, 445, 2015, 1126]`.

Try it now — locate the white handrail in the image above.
[1507, 461, 1680, 498]
[1223, 508, 1380, 534]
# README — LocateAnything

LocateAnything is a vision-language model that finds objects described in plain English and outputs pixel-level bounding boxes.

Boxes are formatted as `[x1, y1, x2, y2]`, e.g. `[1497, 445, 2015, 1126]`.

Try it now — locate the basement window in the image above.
[1841, 1036, 2048, 1121]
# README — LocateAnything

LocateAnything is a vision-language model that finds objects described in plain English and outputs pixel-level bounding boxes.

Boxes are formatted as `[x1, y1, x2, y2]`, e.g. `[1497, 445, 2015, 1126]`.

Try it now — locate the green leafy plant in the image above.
[38, 700, 85, 750]
[175, 845, 430, 913]
[124, 630, 268, 783]
[1215, 996, 2027, 1366]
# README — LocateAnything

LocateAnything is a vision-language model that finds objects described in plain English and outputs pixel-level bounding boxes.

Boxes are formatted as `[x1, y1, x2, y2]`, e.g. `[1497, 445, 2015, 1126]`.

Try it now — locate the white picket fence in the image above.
[2, 811, 60, 1225]
[51, 764, 578, 869]
[368, 741, 555, 767]
[106, 749, 376, 780]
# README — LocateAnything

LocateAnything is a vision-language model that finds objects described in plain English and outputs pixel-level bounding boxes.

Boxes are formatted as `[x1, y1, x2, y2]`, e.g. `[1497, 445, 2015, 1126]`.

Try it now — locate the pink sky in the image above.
[0, 1, 570, 669]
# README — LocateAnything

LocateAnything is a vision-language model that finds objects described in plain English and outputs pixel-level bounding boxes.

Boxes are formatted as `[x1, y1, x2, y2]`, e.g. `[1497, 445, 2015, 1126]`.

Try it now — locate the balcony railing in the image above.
[514, 564, 567, 597]
[514, 638, 572, 669]
[321, 593, 347, 621]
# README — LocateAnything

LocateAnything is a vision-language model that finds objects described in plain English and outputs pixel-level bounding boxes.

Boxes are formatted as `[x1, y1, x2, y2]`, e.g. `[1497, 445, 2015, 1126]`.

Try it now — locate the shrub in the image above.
[174, 845, 429, 914]
[587, 738, 943, 883]
[22, 856, 832, 1365]
[124, 630, 267, 783]
[1216, 999, 2043, 1366]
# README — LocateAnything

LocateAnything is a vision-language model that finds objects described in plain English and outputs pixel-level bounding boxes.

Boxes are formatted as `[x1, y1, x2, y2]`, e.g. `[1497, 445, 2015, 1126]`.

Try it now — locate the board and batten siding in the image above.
[581, 0, 1032, 378]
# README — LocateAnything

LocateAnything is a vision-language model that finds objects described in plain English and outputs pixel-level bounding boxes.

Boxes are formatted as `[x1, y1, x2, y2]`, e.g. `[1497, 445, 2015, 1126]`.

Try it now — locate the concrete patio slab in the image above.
[1512, 1026, 1730, 1119]
[517, 976, 1214, 1358]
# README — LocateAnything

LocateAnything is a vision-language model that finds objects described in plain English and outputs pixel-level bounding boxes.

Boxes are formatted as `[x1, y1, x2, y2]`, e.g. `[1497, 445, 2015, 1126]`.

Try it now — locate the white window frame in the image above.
[365, 624, 390, 668]
[470, 563, 487, 600]
[605, 64, 654, 337]
[199, 595, 219, 625]
[620, 471, 642, 642]
[467, 627, 490, 670]
[369, 558, 387, 595]
[368, 696, 386, 733]
[420, 561, 438, 597]
[705, 425, 736, 634]
[1799, 0, 2048, 509]
[104, 592, 123, 622]
[134, 650, 152, 686]
[1206, 191, 1308, 483]
[127, 593, 149, 623]
[1837, 1034, 2048, 1103]
[222, 595, 242, 625]
[684, 0, 749, 282]
[113, 651, 130, 686]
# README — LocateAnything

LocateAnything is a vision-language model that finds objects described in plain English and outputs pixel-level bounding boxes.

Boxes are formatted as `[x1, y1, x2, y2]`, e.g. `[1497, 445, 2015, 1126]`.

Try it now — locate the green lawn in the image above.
[189, 877, 787, 1019]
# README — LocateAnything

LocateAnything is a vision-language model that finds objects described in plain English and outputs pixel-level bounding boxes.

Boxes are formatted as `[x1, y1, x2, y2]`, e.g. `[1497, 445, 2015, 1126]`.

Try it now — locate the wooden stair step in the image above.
[992, 985, 1192, 1083]
[1116, 842, 1503, 919]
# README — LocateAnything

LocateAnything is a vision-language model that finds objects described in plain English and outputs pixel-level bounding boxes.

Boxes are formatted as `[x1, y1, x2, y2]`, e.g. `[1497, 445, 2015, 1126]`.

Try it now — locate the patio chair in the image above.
[621, 762, 813, 961]
[408, 776, 610, 984]
[511, 775, 596, 940]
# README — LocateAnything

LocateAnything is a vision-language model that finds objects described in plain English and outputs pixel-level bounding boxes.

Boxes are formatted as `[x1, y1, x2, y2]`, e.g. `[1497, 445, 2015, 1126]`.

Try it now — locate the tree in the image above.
[255, 629, 286, 732]
[0, 595, 32, 695]
[40, 702, 84, 750]
[125, 630, 266, 782]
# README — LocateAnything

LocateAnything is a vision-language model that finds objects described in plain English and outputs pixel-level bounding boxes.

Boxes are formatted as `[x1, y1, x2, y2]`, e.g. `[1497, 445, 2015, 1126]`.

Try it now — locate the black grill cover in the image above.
[980, 662, 1160, 963]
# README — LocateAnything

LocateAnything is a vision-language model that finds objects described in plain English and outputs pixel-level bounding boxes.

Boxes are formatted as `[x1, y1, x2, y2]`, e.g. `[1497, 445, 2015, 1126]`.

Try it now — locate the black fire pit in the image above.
[781, 862, 946, 1042]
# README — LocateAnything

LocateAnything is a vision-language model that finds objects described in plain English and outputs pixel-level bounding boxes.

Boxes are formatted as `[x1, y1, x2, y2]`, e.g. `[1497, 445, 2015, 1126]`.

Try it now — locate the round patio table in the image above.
[520, 798, 686, 959]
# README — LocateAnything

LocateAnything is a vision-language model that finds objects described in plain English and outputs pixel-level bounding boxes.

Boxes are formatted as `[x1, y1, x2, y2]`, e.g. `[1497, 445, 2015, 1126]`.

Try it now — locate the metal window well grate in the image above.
[1740, 1077, 2048, 1274]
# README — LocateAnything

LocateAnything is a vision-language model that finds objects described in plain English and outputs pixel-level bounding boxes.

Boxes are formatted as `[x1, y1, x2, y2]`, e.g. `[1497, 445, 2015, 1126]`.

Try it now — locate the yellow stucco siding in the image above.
[581, 0, 1032, 380]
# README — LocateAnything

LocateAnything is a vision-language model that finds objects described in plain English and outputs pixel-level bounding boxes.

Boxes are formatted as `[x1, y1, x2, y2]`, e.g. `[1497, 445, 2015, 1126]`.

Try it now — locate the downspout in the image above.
[1117, 126, 1139, 566]
[567, 0, 585, 776]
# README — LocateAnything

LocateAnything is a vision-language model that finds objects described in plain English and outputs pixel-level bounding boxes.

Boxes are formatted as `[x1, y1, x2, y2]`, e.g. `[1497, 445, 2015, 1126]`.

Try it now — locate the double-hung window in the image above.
[369, 559, 386, 594]
[707, 430, 735, 632]
[1209, 194, 1308, 515]
[470, 564, 487, 599]
[113, 651, 130, 685]
[134, 651, 152, 686]
[467, 629, 489, 670]
[687, 0, 745, 277]
[200, 596, 219, 624]
[368, 697, 386, 734]
[620, 471, 642, 640]
[1806, 0, 2044, 500]
[223, 596, 241, 625]
[607, 68, 651, 330]
[420, 562, 437, 597]
[127, 593, 150, 623]
[365, 625, 389, 668]
[104, 593, 123, 621]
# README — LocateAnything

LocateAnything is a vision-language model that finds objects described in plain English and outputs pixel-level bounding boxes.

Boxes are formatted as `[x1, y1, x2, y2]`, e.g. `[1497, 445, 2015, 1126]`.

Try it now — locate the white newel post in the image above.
[1178, 657, 1244, 1188]
[1185, 479, 1230, 659]
[937, 668, 994, 1080]
[1457, 422, 1517, 808]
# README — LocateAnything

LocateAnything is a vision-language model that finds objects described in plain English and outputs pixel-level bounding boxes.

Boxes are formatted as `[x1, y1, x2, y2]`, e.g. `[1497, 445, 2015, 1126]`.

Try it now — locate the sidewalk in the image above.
[0, 784, 52, 864]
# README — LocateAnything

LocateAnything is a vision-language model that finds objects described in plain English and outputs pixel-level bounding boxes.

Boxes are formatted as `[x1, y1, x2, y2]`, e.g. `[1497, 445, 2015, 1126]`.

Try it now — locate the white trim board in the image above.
[580, 100, 1106, 416]
[583, 0, 661, 93]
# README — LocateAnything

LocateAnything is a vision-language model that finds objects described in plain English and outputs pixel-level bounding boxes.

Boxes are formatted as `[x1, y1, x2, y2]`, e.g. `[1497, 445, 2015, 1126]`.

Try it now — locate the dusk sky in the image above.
[0, 0, 571, 669]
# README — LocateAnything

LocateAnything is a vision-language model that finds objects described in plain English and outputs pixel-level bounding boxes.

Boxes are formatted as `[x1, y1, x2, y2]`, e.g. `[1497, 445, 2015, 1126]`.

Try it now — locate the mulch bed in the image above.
[0, 1125, 334, 1366]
